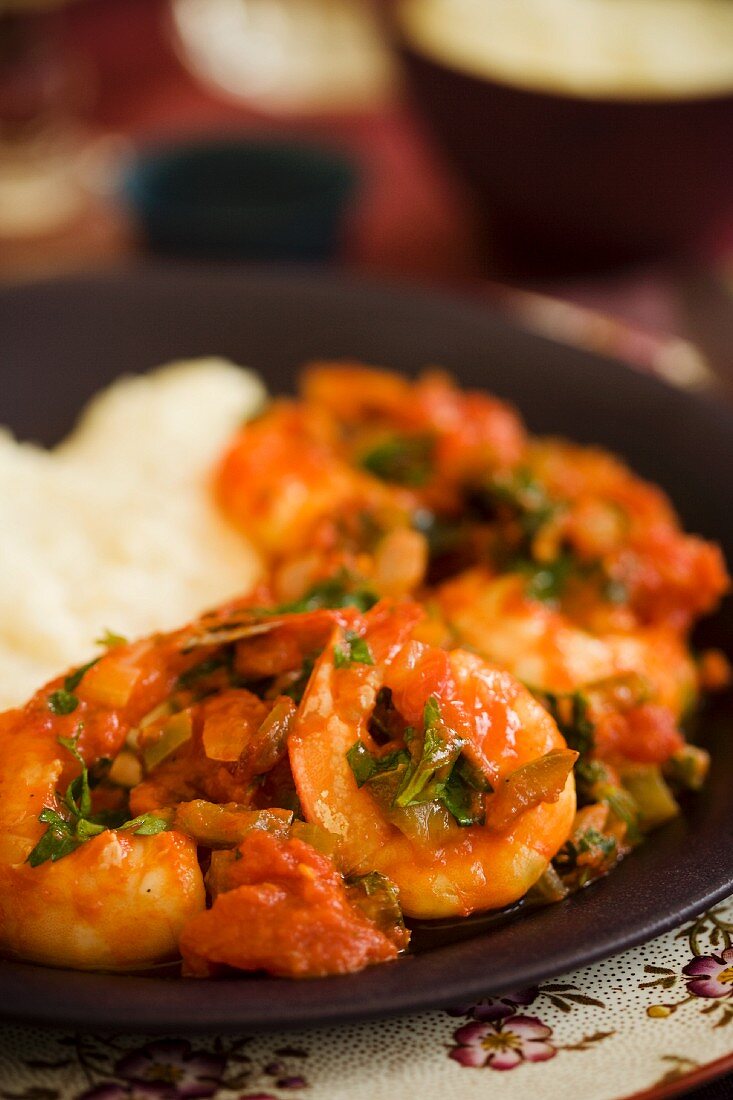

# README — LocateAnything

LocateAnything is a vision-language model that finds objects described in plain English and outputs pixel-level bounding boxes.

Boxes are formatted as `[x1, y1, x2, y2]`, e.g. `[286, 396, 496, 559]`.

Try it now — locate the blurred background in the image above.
[2, 0, 733, 389]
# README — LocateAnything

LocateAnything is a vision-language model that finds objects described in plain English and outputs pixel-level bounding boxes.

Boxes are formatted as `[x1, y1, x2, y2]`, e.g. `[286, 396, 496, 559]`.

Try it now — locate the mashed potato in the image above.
[0, 358, 266, 709]
[399, 0, 733, 99]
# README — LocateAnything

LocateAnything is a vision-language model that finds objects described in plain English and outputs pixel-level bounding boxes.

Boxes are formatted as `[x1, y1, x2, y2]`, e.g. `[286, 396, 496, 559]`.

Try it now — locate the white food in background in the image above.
[399, 0, 733, 99]
[0, 358, 266, 709]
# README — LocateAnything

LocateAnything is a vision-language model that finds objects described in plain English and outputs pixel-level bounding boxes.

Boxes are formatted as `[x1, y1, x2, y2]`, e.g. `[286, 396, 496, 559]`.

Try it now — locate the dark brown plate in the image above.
[1, 265, 731, 1032]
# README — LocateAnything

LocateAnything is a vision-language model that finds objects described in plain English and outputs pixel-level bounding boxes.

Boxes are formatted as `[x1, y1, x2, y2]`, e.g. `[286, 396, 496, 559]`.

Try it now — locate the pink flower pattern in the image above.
[78, 1040, 227, 1100]
[449, 1015, 556, 1071]
[683, 947, 733, 999]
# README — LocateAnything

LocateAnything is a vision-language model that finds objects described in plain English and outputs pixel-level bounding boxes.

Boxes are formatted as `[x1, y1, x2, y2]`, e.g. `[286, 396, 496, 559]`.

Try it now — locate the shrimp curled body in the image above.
[0, 671, 205, 970]
[290, 622, 576, 919]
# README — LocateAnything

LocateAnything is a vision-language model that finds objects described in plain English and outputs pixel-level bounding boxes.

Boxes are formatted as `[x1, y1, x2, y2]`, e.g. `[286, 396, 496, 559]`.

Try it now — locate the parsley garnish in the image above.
[441, 755, 492, 827]
[47, 657, 101, 716]
[515, 553, 575, 603]
[64, 657, 101, 694]
[346, 871, 407, 943]
[553, 827, 619, 888]
[534, 689, 595, 761]
[346, 742, 410, 787]
[175, 654, 230, 691]
[393, 697, 463, 807]
[269, 571, 378, 615]
[359, 433, 435, 487]
[469, 469, 558, 538]
[27, 733, 169, 867]
[334, 630, 374, 669]
[118, 813, 171, 837]
[96, 629, 128, 649]
[347, 696, 491, 829]
[48, 690, 79, 716]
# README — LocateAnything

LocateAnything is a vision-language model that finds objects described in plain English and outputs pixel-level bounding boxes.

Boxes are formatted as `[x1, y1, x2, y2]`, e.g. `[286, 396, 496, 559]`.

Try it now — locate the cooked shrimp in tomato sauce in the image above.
[0, 361, 726, 978]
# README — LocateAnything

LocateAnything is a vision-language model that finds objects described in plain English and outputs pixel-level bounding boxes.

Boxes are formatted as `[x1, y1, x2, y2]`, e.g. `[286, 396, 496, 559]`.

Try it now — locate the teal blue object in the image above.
[124, 139, 357, 261]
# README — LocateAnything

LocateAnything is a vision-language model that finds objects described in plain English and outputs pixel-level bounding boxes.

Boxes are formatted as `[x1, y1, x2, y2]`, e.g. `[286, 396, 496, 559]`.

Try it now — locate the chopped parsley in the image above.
[440, 755, 492, 827]
[553, 827, 619, 889]
[175, 653, 231, 691]
[359, 434, 435, 487]
[64, 658, 101, 694]
[347, 696, 491, 829]
[346, 742, 410, 788]
[96, 629, 128, 649]
[515, 552, 575, 603]
[468, 469, 558, 538]
[270, 571, 378, 616]
[346, 871, 407, 942]
[334, 630, 374, 669]
[47, 657, 101, 716]
[47, 690, 80, 716]
[27, 732, 169, 867]
[535, 689, 595, 760]
[393, 697, 461, 807]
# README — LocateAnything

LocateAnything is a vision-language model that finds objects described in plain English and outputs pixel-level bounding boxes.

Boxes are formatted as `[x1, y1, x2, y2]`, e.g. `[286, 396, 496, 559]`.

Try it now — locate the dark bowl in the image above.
[392, 16, 733, 274]
[0, 265, 732, 1033]
[125, 139, 356, 262]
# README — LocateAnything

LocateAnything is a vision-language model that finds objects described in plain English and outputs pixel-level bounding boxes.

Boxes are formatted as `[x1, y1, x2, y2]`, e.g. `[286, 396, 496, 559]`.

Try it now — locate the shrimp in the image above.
[215, 401, 409, 559]
[436, 569, 696, 719]
[215, 366, 527, 594]
[289, 604, 576, 919]
[0, 641, 206, 970]
[524, 439, 729, 630]
[0, 600, 380, 972]
[301, 362, 527, 487]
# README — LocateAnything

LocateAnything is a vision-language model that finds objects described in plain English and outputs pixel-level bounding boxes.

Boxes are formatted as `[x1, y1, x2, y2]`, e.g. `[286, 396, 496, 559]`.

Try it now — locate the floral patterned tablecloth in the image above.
[1, 896, 731, 1100]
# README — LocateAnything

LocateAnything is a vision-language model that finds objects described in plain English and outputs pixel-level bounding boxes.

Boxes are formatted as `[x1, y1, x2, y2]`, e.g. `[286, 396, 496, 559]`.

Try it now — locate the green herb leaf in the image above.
[96, 629, 128, 649]
[64, 657, 101, 694]
[575, 828, 618, 859]
[38, 807, 69, 829]
[469, 469, 558, 537]
[119, 813, 171, 836]
[175, 654, 230, 691]
[27, 807, 77, 867]
[75, 818, 106, 840]
[552, 826, 619, 893]
[27, 733, 172, 867]
[346, 742, 410, 788]
[58, 734, 93, 819]
[516, 554, 574, 603]
[271, 571, 378, 615]
[47, 658, 103, 715]
[535, 689, 595, 761]
[359, 434, 435, 487]
[603, 787, 642, 845]
[334, 630, 375, 669]
[48, 690, 79, 716]
[346, 871, 407, 944]
[394, 697, 463, 807]
[348, 696, 491, 829]
[27, 824, 80, 867]
[441, 768, 486, 827]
